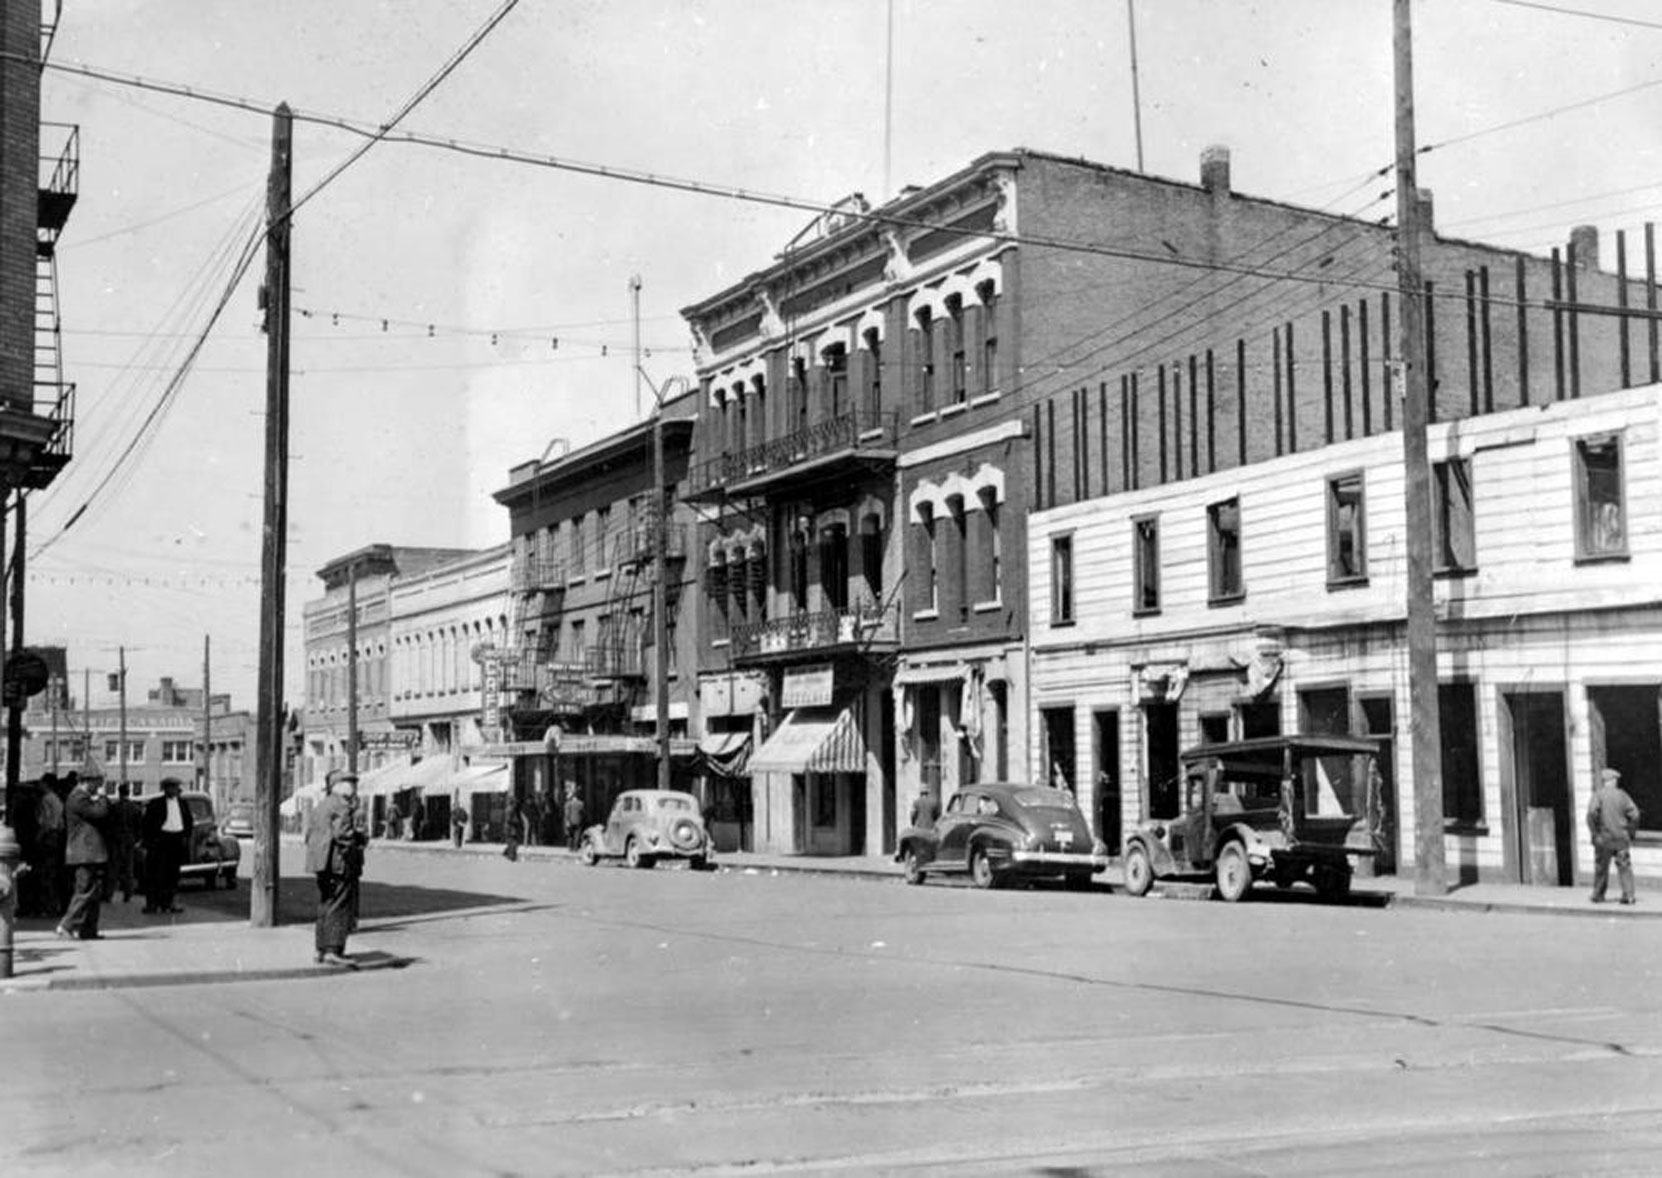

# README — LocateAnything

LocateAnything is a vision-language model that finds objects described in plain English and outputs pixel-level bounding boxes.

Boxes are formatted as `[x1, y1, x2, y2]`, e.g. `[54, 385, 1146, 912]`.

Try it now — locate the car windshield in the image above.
[1009, 787, 1077, 812]
[655, 796, 694, 811]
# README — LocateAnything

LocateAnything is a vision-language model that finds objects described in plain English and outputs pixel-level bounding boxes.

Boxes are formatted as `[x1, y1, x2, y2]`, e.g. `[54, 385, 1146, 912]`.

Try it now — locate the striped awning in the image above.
[748, 706, 866, 775]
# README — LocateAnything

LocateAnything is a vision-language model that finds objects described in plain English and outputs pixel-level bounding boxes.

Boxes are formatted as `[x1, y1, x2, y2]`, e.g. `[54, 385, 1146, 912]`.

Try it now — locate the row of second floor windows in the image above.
[40, 738, 196, 765]
[912, 494, 1004, 622]
[1049, 432, 1629, 623]
[710, 288, 1003, 451]
[704, 523, 885, 642]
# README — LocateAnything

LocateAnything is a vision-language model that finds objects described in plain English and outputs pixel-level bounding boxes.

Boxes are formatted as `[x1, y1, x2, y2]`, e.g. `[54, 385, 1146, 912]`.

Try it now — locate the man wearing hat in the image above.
[1588, 767, 1641, 905]
[142, 776, 193, 915]
[304, 769, 369, 967]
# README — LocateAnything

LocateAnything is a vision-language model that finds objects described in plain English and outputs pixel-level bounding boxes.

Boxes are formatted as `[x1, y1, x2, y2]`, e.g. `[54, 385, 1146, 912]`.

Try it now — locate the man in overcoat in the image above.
[57, 776, 110, 940]
[141, 776, 193, 914]
[1589, 767, 1641, 905]
[305, 771, 369, 967]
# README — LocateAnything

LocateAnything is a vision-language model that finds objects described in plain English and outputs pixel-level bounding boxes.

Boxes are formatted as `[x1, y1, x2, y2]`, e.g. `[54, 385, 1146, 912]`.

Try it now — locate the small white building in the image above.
[1028, 382, 1662, 889]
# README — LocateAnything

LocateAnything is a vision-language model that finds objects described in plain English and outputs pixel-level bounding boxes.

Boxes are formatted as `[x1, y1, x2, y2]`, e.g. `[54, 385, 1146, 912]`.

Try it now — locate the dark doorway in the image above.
[1093, 709, 1121, 850]
[1359, 695, 1397, 876]
[1586, 684, 1661, 842]
[1238, 699, 1281, 739]
[1040, 706, 1076, 793]
[1503, 692, 1573, 886]
[1144, 703, 1180, 819]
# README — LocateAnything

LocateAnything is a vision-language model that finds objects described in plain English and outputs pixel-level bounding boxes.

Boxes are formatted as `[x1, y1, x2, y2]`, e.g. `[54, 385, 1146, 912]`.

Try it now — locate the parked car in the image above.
[579, 789, 714, 870]
[896, 783, 1108, 889]
[222, 800, 254, 841]
[1122, 735, 1383, 903]
[134, 790, 242, 890]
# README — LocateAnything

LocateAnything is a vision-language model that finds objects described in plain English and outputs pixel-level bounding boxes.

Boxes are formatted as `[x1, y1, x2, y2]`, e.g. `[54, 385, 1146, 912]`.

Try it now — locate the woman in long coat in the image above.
[304, 772, 369, 967]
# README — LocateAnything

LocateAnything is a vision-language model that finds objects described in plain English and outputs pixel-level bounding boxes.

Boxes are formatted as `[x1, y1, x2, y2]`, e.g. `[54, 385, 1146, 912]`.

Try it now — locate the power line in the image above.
[26, 54, 1433, 302]
[1488, 0, 1662, 32]
[1420, 73, 1662, 154]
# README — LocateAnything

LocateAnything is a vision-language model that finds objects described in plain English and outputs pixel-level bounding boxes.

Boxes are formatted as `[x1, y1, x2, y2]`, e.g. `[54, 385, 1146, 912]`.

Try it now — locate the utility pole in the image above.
[635, 278, 672, 793]
[346, 559, 359, 778]
[1394, 0, 1447, 896]
[202, 634, 212, 804]
[253, 103, 293, 928]
[5, 492, 24, 795]
[117, 645, 127, 794]
[1126, 0, 1146, 172]
[49, 674, 59, 773]
[82, 667, 89, 773]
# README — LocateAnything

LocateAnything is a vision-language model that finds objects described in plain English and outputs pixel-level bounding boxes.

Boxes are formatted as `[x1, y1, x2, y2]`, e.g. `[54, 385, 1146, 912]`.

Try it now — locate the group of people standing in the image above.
[9, 773, 198, 940]
[500, 781, 585, 861]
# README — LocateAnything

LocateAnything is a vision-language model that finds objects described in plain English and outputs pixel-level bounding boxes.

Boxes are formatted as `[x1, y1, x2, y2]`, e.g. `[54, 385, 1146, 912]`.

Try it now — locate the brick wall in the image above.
[0, 4, 41, 411]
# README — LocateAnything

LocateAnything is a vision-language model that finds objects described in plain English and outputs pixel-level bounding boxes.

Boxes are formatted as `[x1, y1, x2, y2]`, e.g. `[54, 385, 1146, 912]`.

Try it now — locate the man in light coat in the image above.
[304, 771, 369, 967]
[57, 776, 110, 940]
[1588, 767, 1641, 905]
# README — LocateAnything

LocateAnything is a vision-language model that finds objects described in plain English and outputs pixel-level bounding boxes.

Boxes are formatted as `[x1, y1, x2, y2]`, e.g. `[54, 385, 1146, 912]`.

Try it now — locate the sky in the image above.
[24, 0, 1662, 713]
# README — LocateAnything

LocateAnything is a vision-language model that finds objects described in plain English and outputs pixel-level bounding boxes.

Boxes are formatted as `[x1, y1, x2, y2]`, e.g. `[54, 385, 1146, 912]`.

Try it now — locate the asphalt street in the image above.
[3, 849, 1660, 1177]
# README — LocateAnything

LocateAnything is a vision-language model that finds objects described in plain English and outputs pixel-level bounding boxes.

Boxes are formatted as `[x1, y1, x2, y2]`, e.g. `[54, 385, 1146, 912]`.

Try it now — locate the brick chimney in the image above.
[1570, 224, 1599, 270]
[1200, 145, 1231, 194]
[1416, 188, 1435, 233]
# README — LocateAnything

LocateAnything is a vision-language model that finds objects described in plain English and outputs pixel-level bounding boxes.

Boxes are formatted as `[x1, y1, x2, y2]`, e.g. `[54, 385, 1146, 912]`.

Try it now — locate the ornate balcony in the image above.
[730, 602, 898, 664]
[690, 408, 899, 500]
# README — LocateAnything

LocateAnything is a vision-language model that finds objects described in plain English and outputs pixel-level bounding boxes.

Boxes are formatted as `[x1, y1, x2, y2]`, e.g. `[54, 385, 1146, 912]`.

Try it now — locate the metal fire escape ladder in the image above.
[39, 2, 64, 69]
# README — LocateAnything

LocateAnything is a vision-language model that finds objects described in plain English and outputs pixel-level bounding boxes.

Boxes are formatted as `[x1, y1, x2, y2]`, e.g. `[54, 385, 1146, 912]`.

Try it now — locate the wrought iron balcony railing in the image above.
[729, 601, 897, 660]
[37, 122, 79, 245]
[691, 408, 899, 496]
[612, 521, 687, 567]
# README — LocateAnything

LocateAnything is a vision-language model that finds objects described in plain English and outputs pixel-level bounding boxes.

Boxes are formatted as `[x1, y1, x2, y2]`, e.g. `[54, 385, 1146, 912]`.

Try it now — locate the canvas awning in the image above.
[447, 761, 510, 795]
[697, 731, 753, 778]
[892, 661, 968, 687]
[748, 706, 866, 775]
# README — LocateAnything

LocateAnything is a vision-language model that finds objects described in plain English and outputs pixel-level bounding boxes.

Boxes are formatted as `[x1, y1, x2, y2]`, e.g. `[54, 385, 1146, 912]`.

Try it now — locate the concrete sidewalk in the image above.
[4, 836, 1651, 995]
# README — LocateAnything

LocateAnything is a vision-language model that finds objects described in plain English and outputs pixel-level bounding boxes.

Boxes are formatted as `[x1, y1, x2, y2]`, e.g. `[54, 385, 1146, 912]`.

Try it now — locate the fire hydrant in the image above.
[0, 821, 26, 980]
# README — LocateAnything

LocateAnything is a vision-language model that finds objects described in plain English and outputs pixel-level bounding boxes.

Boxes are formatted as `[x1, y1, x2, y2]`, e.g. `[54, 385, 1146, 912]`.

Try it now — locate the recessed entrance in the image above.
[1499, 691, 1572, 886]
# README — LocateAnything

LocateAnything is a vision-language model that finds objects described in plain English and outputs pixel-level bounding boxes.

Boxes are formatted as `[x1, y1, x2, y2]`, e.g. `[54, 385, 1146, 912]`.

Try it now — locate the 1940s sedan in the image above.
[896, 783, 1108, 889]
[579, 789, 714, 870]
[1122, 735, 1383, 902]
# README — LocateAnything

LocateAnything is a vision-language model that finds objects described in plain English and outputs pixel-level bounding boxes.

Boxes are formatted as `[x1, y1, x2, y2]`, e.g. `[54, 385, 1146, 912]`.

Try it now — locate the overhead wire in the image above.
[29, 0, 525, 559]
[1487, 0, 1662, 32]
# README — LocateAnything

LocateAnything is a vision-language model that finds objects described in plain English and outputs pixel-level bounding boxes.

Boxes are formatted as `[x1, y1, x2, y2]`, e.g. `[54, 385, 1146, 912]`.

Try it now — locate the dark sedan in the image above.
[895, 783, 1108, 889]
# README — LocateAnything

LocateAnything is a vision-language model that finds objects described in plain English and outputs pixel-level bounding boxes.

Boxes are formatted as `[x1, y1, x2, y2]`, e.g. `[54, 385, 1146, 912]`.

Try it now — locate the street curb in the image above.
[1387, 895, 1662, 919]
[0, 956, 413, 995]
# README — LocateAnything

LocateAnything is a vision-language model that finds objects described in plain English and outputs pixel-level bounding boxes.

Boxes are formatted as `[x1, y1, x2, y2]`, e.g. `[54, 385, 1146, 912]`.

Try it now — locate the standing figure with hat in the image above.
[142, 776, 193, 915]
[1588, 767, 1641, 905]
[304, 769, 369, 967]
[56, 775, 110, 940]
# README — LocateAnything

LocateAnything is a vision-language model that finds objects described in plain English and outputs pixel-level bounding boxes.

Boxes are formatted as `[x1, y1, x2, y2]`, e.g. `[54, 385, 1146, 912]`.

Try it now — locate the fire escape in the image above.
[28, 120, 77, 488]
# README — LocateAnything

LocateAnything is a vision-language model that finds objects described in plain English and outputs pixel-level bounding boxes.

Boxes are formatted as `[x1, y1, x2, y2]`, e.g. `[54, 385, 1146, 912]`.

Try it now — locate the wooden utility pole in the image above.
[253, 103, 293, 928]
[117, 645, 127, 792]
[346, 560, 359, 777]
[5, 492, 24, 795]
[202, 634, 212, 803]
[1393, 0, 1447, 896]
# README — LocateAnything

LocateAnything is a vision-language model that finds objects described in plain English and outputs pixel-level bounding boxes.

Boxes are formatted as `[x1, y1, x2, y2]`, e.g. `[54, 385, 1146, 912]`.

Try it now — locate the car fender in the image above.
[582, 822, 612, 854]
[1127, 828, 1180, 875]
[1214, 823, 1278, 867]
[895, 828, 939, 865]
[968, 828, 1017, 865]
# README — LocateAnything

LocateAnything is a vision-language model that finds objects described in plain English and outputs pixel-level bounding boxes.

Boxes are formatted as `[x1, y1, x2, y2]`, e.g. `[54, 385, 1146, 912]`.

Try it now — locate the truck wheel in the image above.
[1314, 863, 1352, 898]
[969, 847, 998, 890]
[902, 848, 926, 886]
[1123, 843, 1154, 897]
[1214, 842, 1252, 903]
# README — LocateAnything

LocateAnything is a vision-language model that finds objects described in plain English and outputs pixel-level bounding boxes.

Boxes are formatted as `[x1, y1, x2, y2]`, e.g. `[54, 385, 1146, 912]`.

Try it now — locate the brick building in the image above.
[487, 404, 701, 836]
[299, 544, 476, 791]
[682, 144, 1656, 859]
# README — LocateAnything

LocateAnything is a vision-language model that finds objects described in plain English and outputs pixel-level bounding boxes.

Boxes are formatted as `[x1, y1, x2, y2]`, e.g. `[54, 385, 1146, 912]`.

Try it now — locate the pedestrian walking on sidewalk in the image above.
[451, 799, 469, 848]
[383, 799, 402, 841]
[502, 795, 521, 862]
[142, 777, 194, 915]
[34, 774, 66, 917]
[1588, 767, 1641, 905]
[562, 784, 584, 852]
[305, 771, 369, 968]
[57, 776, 110, 941]
[909, 788, 939, 832]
